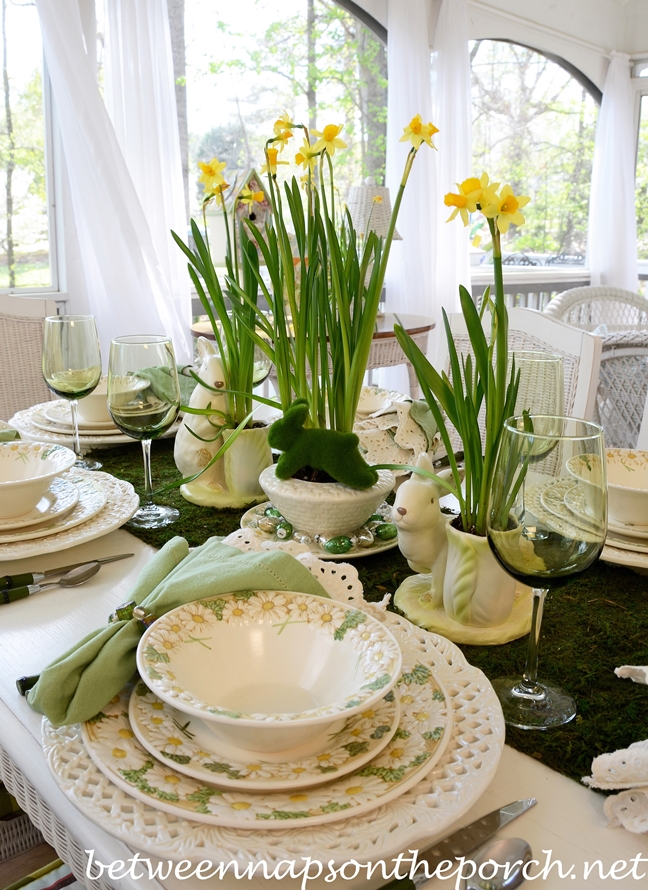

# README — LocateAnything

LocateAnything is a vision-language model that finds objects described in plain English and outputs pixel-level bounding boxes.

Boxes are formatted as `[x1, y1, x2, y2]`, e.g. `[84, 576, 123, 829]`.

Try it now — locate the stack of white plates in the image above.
[44, 606, 504, 868]
[9, 400, 180, 449]
[0, 469, 139, 561]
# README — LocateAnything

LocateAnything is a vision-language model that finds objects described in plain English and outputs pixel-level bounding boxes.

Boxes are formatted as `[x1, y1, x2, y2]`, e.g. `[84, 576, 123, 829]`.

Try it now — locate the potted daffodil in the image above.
[220, 112, 438, 553]
[390, 174, 532, 634]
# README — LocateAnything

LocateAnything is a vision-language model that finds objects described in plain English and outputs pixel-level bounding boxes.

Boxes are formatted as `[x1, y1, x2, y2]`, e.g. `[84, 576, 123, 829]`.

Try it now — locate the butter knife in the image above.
[383, 798, 537, 889]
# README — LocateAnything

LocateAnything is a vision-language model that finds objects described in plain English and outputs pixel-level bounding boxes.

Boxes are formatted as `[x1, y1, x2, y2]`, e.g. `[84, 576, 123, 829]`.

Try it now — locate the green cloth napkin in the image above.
[0, 426, 20, 441]
[137, 364, 197, 406]
[27, 536, 329, 726]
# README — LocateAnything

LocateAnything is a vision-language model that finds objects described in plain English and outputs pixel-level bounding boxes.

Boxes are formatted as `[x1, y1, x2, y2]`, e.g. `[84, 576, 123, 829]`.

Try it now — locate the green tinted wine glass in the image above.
[107, 335, 180, 529]
[487, 416, 607, 730]
[42, 315, 102, 470]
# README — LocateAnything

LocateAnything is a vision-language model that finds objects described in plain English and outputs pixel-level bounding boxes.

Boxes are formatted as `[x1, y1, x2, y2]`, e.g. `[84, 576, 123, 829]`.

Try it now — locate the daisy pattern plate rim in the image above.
[43, 615, 503, 866]
[128, 684, 401, 791]
[79, 649, 452, 829]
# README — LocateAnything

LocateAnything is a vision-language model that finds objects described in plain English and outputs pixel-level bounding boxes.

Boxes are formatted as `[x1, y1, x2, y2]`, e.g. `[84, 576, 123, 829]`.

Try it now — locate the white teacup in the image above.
[77, 377, 111, 424]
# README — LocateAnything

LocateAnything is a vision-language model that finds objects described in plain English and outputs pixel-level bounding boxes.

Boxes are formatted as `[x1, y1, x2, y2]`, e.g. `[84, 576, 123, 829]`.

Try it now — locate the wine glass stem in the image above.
[517, 587, 548, 699]
[69, 399, 82, 461]
[141, 439, 154, 508]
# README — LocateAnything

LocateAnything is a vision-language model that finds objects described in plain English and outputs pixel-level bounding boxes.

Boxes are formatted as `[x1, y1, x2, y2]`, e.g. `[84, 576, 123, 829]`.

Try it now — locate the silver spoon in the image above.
[463, 837, 532, 890]
[6, 562, 103, 602]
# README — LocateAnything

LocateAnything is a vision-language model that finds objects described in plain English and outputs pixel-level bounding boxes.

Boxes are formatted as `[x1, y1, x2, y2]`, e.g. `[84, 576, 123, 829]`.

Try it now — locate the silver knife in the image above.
[384, 798, 537, 889]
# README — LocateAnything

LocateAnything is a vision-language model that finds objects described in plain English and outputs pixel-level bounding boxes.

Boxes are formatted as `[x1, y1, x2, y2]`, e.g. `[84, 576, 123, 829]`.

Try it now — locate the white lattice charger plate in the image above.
[9, 401, 181, 449]
[0, 471, 139, 560]
[43, 615, 504, 863]
[128, 685, 401, 791]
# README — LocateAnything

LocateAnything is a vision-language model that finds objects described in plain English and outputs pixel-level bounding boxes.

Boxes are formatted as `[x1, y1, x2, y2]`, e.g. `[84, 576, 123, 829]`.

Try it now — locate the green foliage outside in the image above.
[636, 95, 648, 260]
[187, 0, 387, 217]
[471, 40, 598, 258]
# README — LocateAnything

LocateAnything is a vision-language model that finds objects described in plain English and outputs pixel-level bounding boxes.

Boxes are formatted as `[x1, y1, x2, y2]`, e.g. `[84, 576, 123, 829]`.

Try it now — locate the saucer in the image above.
[539, 479, 598, 533]
[128, 684, 400, 791]
[240, 502, 399, 560]
[0, 473, 107, 544]
[0, 477, 78, 532]
[607, 517, 648, 541]
[32, 415, 123, 437]
[43, 402, 117, 430]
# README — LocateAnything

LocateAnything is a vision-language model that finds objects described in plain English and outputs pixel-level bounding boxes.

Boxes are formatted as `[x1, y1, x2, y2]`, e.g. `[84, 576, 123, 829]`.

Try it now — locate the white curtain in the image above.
[587, 51, 638, 292]
[35, 0, 191, 363]
[431, 0, 472, 319]
[104, 1, 191, 352]
[384, 0, 435, 319]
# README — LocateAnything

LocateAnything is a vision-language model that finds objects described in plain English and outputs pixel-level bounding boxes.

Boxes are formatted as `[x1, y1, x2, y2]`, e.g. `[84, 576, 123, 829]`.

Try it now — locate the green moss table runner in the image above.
[95, 439, 648, 785]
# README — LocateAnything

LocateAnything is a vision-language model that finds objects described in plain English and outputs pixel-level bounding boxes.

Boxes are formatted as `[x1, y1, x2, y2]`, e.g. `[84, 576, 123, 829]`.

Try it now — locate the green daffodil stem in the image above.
[375, 147, 416, 289]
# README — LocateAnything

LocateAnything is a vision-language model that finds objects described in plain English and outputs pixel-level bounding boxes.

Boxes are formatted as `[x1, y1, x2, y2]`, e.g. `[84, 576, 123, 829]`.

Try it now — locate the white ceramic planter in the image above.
[443, 522, 517, 627]
[222, 425, 272, 498]
[259, 465, 395, 537]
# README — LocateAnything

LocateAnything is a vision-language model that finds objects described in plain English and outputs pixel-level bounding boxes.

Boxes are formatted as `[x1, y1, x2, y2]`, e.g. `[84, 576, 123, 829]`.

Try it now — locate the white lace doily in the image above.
[583, 740, 648, 790]
[43, 616, 504, 867]
[604, 789, 648, 833]
[222, 528, 391, 622]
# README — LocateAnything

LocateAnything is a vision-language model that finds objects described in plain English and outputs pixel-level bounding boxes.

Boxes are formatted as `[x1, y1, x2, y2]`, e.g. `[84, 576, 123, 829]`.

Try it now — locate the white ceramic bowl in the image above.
[77, 377, 111, 424]
[137, 590, 402, 753]
[565, 452, 607, 523]
[605, 448, 648, 526]
[0, 442, 76, 519]
[259, 465, 395, 536]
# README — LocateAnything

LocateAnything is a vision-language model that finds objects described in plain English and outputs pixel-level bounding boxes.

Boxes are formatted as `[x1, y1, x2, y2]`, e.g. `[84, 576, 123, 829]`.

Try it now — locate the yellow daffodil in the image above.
[198, 157, 227, 194]
[311, 123, 347, 156]
[373, 195, 383, 204]
[461, 172, 500, 210]
[273, 110, 293, 136]
[399, 114, 439, 150]
[238, 186, 264, 207]
[485, 184, 530, 233]
[295, 138, 318, 172]
[261, 147, 289, 177]
[444, 190, 471, 226]
[213, 183, 230, 209]
[272, 129, 293, 152]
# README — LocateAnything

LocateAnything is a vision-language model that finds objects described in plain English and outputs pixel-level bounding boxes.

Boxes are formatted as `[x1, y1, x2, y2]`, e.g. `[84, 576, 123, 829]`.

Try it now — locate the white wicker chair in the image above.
[0, 295, 57, 421]
[446, 307, 602, 420]
[595, 331, 648, 449]
[543, 286, 648, 332]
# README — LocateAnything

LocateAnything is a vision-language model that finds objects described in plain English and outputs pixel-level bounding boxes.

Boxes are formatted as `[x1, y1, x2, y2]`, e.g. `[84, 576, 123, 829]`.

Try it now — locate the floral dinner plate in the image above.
[128, 684, 400, 791]
[81, 648, 452, 829]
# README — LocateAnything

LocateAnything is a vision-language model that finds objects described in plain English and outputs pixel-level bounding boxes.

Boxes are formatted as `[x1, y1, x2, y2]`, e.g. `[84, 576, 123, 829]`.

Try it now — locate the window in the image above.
[470, 39, 599, 263]
[0, 0, 52, 290]
[182, 0, 387, 220]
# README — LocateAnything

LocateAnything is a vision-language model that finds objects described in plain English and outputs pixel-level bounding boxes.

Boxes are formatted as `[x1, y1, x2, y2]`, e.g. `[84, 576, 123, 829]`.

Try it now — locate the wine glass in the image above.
[512, 351, 564, 540]
[487, 415, 607, 730]
[513, 351, 564, 416]
[42, 315, 102, 471]
[107, 335, 180, 529]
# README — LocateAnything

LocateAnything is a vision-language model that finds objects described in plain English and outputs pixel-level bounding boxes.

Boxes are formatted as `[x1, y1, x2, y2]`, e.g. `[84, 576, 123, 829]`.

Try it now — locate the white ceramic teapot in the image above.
[173, 336, 227, 490]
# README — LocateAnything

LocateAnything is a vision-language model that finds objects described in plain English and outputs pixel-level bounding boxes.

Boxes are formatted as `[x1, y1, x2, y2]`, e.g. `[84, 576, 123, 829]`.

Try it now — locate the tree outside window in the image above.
[471, 39, 598, 263]
[0, 0, 50, 290]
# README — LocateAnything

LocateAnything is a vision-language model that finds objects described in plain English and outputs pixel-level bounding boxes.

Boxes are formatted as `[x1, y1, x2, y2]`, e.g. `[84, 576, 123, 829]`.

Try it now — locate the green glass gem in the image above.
[275, 521, 293, 540]
[375, 523, 398, 540]
[264, 506, 283, 518]
[323, 535, 353, 554]
[368, 513, 384, 522]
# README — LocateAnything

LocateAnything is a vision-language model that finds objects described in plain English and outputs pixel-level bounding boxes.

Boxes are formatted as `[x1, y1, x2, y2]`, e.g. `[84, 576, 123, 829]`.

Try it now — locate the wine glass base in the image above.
[126, 504, 179, 530]
[492, 676, 577, 730]
[75, 456, 102, 471]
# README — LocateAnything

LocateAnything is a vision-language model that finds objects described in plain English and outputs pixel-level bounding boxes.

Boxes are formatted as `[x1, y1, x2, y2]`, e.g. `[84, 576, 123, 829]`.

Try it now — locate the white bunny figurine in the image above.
[392, 453, 454, 603]
[173, 336, 227, 489]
